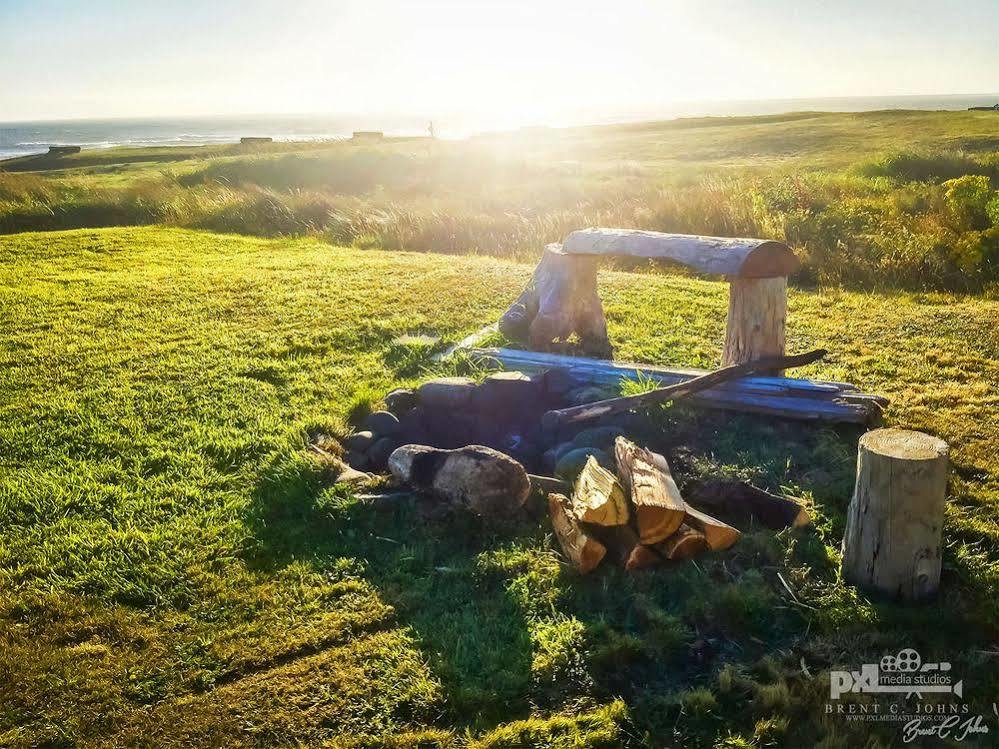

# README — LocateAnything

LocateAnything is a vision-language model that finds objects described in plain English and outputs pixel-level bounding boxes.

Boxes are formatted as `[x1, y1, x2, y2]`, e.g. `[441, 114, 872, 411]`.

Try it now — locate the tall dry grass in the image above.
[3, 148, 999, 291]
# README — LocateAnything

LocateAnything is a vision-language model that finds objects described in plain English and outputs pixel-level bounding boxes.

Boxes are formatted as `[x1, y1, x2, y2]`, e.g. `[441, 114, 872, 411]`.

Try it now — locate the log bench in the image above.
[490, 227, 885, 425]
[561, 228, 798, 367]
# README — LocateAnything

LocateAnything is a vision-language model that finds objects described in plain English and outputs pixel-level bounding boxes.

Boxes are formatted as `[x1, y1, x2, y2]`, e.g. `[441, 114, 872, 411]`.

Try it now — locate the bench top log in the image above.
[560, 228, 799, 278]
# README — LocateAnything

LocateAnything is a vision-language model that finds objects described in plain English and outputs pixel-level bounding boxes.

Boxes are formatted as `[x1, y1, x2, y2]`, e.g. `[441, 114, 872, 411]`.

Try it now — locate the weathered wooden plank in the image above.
[560, 228, 800, 278]
[467, 347, 882, 424]
[544, 349, 828, 430]
[469, 347, 848, 397]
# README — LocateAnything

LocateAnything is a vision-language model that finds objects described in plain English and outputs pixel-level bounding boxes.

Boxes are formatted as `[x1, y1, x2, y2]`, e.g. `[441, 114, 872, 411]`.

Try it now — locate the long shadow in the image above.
[241, 408, 985, 741]
[241, 408, 860, 732]
[244, 452, 539, 731]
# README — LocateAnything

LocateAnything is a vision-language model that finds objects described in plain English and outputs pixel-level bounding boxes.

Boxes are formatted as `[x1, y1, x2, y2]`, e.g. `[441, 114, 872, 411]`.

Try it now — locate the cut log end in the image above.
[548, 493, 606, 574]
[683, 505, 742, 551]
[862, 428, 948, 462]
[625, 544, 663, 570]
[571, 456, 629, 526]
[659, 524, 708, 560]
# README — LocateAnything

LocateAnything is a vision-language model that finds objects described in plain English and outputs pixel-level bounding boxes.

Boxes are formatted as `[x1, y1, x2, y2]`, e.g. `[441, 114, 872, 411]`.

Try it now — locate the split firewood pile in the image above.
[356, 430, 810, 574]
[549, 436, 808, 573]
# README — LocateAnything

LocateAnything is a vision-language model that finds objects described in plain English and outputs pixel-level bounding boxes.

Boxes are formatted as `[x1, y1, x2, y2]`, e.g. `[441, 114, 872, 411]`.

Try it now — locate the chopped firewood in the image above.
[625, 544, 664, 570]
[614, 437, 685, 544]
[683, 505, 741, 551]
[570, 456, 629, 526]
[586, 522, 641, 567]
[686, 478, 809, 529]
[548, 493, 606, 574]
[658, 524, 708, 560]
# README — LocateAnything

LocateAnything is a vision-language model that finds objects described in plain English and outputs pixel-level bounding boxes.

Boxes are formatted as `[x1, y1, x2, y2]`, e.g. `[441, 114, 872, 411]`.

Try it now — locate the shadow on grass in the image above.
[238, 408, 861, 738]
[239, 408, 990, 743]
[243, 451, 539, 730]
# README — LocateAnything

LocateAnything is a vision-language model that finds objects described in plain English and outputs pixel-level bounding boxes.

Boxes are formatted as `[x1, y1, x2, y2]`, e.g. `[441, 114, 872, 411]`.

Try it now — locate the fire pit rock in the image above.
[388, 444, 531, 516]
[342, 369, 646, 473]
[363, 411, 401, 436]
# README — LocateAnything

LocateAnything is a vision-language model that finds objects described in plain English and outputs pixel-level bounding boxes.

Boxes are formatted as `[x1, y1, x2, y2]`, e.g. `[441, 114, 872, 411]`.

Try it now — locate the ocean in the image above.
[2, 94, 998, 161]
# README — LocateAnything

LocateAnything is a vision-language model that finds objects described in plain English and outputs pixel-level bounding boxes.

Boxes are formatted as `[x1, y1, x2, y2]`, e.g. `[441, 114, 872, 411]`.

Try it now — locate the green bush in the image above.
[987, 193, 999, 227]
[943, 175, 993, 230]
[855, 150, 983, 183]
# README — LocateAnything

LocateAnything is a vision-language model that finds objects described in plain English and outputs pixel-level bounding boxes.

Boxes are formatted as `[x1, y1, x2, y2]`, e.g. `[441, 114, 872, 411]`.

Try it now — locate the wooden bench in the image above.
[561, 228, 798, 367]
[487, 227, 885, 424]
[501, 228, 799, 366]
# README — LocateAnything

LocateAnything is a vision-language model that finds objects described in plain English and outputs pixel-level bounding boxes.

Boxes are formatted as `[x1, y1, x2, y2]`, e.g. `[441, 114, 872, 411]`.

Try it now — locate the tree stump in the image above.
[721, 277, 787, 369]
[499, 244, 611, 357]
[841, 428, 949, 602]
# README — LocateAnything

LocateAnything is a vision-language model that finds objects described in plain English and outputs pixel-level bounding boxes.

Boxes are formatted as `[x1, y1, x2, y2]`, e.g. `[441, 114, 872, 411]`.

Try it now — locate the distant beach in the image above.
[2, 93, 997, 161]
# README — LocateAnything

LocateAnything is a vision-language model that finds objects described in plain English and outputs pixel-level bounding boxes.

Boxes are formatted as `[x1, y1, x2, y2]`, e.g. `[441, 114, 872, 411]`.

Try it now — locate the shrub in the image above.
[988, 193, 999, 227]
[855, 150, 981, 183]
[5, 144, 999, 291]
[943, 175, 993, 230]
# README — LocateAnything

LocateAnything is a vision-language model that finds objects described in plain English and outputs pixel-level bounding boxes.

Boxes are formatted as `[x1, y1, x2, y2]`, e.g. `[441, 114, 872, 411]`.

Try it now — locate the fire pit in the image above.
[332, 228, 887, 573]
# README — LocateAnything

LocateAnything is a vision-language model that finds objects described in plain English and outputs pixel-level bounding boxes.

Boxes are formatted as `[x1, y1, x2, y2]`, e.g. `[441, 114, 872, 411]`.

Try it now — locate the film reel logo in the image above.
[830, 648, 963, 699]
[879, 648, 952, 675]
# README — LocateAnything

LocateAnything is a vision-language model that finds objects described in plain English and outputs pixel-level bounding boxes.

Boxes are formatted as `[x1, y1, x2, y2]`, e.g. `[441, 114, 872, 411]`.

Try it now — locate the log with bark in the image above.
[684, 477, 809, 530]
[560, 228, 800, 278]
[499, 244, 612, 357]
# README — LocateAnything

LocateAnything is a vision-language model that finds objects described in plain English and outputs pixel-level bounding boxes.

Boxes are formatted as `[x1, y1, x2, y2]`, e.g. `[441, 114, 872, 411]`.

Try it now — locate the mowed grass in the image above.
[1, 227, 998, 748]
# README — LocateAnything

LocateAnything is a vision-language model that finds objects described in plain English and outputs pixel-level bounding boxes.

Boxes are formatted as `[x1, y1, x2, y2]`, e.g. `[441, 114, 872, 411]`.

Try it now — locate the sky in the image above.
[2, 0, 998, 125]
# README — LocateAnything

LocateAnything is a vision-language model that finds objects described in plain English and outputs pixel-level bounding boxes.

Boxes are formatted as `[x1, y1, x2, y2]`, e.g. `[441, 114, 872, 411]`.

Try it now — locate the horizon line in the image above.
[3, 90, 999, 127]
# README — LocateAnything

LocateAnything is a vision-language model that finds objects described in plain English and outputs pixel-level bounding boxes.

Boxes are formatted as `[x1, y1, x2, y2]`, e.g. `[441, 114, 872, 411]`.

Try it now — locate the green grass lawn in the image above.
[1, 226, 998, 748]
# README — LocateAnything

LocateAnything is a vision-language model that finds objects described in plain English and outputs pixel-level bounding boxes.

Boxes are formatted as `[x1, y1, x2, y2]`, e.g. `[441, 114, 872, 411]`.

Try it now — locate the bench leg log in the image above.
[500, 244, 611, 357]
[722, 277, 787, 370]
